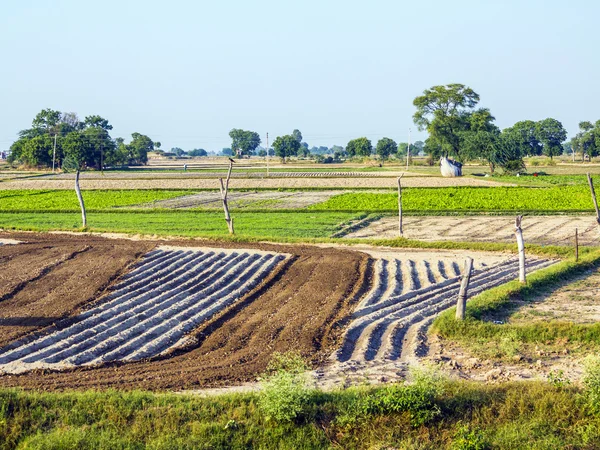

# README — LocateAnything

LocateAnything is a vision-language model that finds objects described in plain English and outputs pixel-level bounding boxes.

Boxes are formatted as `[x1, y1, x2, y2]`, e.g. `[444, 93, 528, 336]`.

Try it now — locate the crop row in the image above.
[0, 247, 288, 374]
[310, 186, 599, 212]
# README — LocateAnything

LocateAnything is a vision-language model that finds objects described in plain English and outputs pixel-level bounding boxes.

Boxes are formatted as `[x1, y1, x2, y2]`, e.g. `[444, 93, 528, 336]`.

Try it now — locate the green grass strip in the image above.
[432, 250, 600, 346]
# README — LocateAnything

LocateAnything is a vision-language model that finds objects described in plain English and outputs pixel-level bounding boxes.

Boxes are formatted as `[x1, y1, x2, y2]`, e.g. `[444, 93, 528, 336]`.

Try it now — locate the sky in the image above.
[1, 0, 598, 153]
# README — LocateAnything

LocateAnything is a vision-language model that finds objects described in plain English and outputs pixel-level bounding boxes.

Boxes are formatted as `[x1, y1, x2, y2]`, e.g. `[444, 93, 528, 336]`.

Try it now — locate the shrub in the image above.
[583, 354, 600, 414]
[258, 352, 313, 423]
[451, 424, 489, 450]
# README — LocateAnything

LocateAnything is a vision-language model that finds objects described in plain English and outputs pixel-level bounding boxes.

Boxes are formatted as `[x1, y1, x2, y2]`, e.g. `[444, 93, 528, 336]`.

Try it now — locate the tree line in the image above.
[8, 109, 156, 169]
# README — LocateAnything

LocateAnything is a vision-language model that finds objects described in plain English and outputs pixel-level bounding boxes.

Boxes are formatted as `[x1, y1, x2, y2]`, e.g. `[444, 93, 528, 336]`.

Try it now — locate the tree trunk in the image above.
[219, 161, 234, 234]
[456, 257, 474, 320]
[515, 215, 526, 283]
[75, 170, 87, 228]
[587, 173, 600, 235]
[397, 174, 403, 237]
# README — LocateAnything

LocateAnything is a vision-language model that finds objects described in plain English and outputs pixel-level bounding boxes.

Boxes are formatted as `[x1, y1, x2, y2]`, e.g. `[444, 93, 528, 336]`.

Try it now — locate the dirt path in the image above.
[0, 176, 508, 190]
[346, 215, 599, 246]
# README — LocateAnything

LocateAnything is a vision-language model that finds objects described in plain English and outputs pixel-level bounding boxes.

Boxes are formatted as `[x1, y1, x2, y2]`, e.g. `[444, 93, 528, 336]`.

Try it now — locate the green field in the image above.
[310, 186, 598, 213]
[0, 211, 359, 239]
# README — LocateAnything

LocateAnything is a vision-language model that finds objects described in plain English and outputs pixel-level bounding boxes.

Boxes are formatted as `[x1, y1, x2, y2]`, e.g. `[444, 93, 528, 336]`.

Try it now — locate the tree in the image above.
[171, 147, 186, 157]
[572, 120, 599, 160]
[62, 131, 89, 227]
[503, 120, 543, 156]
[84, 115, 113, 130]
[222, 148, 233, 156]
[413, 84, 480, 160]
[535, 118, 567, 159]
[376, 137, 397, 163]
[272, 135, 300, 163]
[461, 130, 524, 174]
[127, 133, 152, 165]
[229, 129, 261, 157]
[346, 137, 372, 157]
[188, 148, 207, 157]
[292, 129, 303, 143]
[412, 141, 425, 155]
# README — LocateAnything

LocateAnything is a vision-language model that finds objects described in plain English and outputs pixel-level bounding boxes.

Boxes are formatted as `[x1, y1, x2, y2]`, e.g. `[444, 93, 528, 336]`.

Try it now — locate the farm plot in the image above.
[0, 233, 368, 390]
[319, 252, 556, 387]
[0, 246, 289, 374]
[345, 215, 598, 246]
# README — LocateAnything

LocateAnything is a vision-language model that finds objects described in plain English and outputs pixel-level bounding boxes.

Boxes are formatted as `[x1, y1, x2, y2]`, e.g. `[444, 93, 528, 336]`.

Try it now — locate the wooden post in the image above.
[456, 257, 474, 320]
[74, 169, 87, 228]
[219, 160, 235, 234]
[515, 215, 526, 283]
[397, 174, 404, 237]
[575, 227, 579, 262]
[587, 173, 600, 234]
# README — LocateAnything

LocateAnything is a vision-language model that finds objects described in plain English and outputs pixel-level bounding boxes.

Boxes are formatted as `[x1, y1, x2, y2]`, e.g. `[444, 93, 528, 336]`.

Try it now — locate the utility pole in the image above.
[52, 133, 58, 173]
[406, 128, 411, 170]
[266, 132, 269, 177]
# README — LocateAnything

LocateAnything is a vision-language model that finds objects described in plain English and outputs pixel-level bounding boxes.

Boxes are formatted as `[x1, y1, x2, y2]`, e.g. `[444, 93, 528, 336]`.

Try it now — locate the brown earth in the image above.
[0, 232, 370, 391]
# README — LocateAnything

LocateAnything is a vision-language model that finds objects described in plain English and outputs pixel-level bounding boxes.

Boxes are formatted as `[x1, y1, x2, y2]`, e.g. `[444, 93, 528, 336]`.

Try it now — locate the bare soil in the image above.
[0, 176, 507, 190]
[347, 215, 598, 246]
[0, 232, 370, 391]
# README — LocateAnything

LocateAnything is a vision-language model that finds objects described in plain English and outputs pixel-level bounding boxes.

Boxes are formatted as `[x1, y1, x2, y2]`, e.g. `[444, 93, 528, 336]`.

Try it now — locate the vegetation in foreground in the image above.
[433, 250, 600, 360]
[2, 368, 600, 449]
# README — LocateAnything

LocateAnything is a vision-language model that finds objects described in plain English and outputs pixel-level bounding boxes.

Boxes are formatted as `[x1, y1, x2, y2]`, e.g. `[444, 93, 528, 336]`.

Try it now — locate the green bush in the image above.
[451, 424, 489, 450]
[583, 354, 600, 414]
[258, 352, 313, 423]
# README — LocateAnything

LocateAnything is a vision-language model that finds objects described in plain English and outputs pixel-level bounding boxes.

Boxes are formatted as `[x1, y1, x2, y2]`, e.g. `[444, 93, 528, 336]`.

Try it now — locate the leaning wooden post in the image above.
[587, 173, 600, 234]
[397, 174, 404, 237]
[456, 257, 474, 320]
[74, 169, 87, 228]
[219, 160, 235, 234]
[575, 228, 579, 262]
[515, 215, 526, 283]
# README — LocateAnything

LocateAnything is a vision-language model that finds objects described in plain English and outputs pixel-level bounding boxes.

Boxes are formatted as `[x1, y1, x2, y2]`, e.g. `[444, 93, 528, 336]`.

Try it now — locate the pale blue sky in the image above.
[1, 0, 598, 152]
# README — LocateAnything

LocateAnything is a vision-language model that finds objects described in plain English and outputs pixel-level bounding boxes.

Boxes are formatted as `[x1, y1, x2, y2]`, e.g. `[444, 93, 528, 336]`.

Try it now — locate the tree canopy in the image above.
[272, 135, 301, 163]
[375, 137, 397, 163]
[229, 129, 261, 157]
[8, 109, 153, 169]
[346, 137, 372, 157]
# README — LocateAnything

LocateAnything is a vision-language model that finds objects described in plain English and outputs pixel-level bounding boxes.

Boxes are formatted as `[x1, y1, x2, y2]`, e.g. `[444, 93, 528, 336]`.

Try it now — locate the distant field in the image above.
[310, 186, 599, 213]
[0, 211, 359, 239]
[0, 190, 193, 211]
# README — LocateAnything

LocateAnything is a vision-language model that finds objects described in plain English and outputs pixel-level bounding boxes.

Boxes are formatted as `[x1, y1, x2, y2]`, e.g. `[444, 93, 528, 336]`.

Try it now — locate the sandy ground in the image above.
[346, 215, 599, 246]
[140, 190, 344, 209]
[0, 176, 508, 190]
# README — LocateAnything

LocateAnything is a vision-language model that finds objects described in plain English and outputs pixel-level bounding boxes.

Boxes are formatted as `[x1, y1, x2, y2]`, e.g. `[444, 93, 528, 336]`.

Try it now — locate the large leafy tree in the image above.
[126, 133, 152, 165]
[346, 137, 372, 157]
[535, 118, 567, 159]
[571, 120, 600, 159]
[292, 129, 303, 143]
[503, 120, 543, 156]
[229, 129, 261, 157]
[413, 84, 480, 160]
[272, 134, 300, 163]
[376, 137, 397, 163]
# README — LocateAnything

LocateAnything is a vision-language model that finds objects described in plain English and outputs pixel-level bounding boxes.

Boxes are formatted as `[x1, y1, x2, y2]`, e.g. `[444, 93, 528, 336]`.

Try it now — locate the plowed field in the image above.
[0, 233, 369, 390]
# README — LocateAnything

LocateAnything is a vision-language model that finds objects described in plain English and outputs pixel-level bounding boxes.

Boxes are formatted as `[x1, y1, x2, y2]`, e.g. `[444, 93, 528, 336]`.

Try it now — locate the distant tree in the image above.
[331, 145, 344, 154]
[154, 141, 161, 150]
[413, 141, 425, 155]
[171, 147, 186, 157]
[503, 120, 543, 156]
[376, 137, 397, 163]
[258, 149, 267, 157]
[222, 148, 233, 156]
[535, 118, 567, 159]
[62, 131, 90, 227]
[273, 134, 301, 163]
[397, 142, 409, 157]
[413, 84, 482, 161]
[126, 132, 152, 165]
[84, 115, 113, 130]
[298, 145, 310, 158]
[571, 120, 599, 159]
[346, 137, 372, 157]
[462, 130, 524, 174]
[292, 129, 303, 143]
[188, 148, 208, 157]
[229, 129, 261, 157]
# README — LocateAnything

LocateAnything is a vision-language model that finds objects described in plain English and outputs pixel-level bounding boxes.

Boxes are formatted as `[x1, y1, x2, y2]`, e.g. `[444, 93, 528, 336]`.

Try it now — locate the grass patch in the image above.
[310, 186, 600, 213]
[0, 211, 360, 239]
[0, 190, 193, 211]
[2, 380, 600, 449]
[432, 250, 600, 359]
